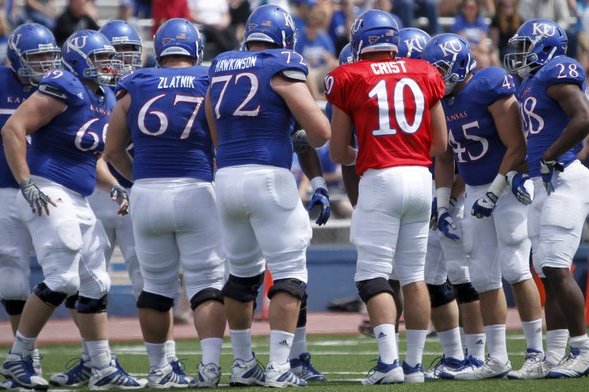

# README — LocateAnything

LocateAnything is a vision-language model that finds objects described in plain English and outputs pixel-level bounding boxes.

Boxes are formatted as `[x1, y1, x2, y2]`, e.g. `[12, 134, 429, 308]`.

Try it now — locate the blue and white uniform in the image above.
[117, 66, 224, 301]
[517, 55, 589, 276]
[208, 48, 312, 282]
[445, 66, 532, 293]
[0, 67, 34, 304]
[19, 68, 114, 300]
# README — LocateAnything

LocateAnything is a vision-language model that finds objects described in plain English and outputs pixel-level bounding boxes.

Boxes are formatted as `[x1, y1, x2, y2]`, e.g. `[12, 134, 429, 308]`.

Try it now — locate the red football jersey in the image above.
[325, 58, 445, 175]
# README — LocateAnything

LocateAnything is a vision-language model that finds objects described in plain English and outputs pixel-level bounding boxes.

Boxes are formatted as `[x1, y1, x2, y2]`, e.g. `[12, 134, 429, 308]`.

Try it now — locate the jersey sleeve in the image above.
[267, 49, 309, 82]
[324, 66, 349, 114]
[37, 70, 84, 105]
[115, 70, 136, 99]
[423, 62, 445, 108]
[477, 66, 515, 105]
[540, 56, 586, 89]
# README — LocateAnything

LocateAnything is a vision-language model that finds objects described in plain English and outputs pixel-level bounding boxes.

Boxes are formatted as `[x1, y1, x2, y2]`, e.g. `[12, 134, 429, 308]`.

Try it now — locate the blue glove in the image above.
[430, 197, 438, 230]
[506, 171, 532, 205]
[540, 159, 564, 195]
[306, 188, 330, 226]
[437, 207, 460, 240]
[471, 192, 499, 219]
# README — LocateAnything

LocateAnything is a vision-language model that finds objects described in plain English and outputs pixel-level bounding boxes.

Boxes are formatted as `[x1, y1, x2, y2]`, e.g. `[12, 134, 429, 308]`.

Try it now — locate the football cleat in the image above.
[147, 362, 190, 389]
[546, 347, 589, 378]
[507, 349, 551, 379]
[264, 361, 306, 388]
[290, 352, 326, 381]
[402, 360, 425, 383]
[32, 349, 43, 377]
[49, 357, 92, 386]
[229, 353, 265, 386]
[361, 358, 404, 385]
[454, 356, 511, 380]
[1, 352, 49, 390]
[89, 362, 146, 390]
[425, 355, 473, 380]
[191, 362, 220, 388]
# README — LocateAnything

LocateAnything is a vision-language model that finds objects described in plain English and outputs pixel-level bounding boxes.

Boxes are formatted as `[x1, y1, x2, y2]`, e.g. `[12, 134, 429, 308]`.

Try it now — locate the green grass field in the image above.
[2, 333, 588, 391]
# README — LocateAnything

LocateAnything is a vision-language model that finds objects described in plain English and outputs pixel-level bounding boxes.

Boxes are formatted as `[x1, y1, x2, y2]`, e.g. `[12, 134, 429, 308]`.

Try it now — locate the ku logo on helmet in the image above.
[439, 38, 463, 57]
[532, 22, 556, 37]
[67, 35, 89, 51]
[283, 13, 295, 31]
[8, 33, 21, 50]
[405, 36, 427, 53]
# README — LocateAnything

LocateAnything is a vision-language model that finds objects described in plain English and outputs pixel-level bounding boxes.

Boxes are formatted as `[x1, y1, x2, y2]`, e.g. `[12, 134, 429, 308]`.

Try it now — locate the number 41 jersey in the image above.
[325, 58, 444, 176]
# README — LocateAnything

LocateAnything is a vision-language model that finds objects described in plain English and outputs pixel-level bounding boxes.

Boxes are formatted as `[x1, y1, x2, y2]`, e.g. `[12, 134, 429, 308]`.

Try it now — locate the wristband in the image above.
[310, 176, 328, 192]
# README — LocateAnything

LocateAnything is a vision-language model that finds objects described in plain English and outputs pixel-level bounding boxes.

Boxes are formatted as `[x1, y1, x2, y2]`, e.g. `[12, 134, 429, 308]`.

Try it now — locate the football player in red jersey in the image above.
[325, 10, 447, 385]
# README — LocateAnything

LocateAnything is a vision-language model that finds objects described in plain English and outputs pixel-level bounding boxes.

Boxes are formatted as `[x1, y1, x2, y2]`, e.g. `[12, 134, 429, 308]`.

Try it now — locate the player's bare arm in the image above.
[271, 74, 330, 148]
[434, 145, 455, 206]
[2, 92, 65, 184]
[429, 101, 449, 157]
[103, 92, 133, 181]
[329, 105, 356, 165]
[544, 83, 589, 161]
[490, 95, 527, 174]
[204, 89, 218, 147]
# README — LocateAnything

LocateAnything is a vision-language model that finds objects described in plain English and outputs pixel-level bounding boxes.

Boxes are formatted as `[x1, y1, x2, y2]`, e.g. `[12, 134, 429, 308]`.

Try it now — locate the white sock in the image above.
[405, 329, 427, 367]
[86, 340, 112, 370]
[438, 328, 464, 360]
[165, 340, 177, 362]
[521, 319, 543, 352]
[12, 331, 36, 357]
[289, 327, 307, 360]
[569, 334, 589, 349]
[396, 333, 400, 347]
[145, 342, 168, 370]
[81, 339, 90, 362]
[545, 329, 569, 365]
[200, 338, 223, 366]
[485, 324, 508, 364]
[459, 327, 466, 355]
[230, 329, 253, 362]
[373, 324, 398, 364]
[269, 330, 294, 365]
[465, 333, 486, 361]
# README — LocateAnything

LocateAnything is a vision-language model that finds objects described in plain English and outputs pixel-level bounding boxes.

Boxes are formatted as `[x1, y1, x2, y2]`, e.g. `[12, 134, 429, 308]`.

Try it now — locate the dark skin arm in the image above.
[544, 83, 589, 161]
[341, 132, 359, 207]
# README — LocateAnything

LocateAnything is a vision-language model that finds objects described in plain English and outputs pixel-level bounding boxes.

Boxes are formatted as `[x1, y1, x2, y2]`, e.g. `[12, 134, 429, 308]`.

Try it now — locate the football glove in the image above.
[430, 196, 456, 230]
[506, 171, 532, 205]
[306, 187, 330, 226]
[437, 207, 460, 240]
[19, 177, 55, 216]
[471, 192, 499, 219]
[540, 159, 564, 195]
[110, 184, 129, 216]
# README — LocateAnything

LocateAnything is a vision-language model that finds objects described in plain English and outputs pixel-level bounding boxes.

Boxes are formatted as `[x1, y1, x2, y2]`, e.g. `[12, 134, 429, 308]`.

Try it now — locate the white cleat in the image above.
[264, 361, 306, 388]
[229, 354, 265, 387]
[89, 363, 147, 390]
[361, 359, 404, 385]
[147, 363, 190, 389]
[507, 349, 552, 379]
[453, 356, 511, 380]
[192, 362, 221, 388]
[546, 347, 589, 379]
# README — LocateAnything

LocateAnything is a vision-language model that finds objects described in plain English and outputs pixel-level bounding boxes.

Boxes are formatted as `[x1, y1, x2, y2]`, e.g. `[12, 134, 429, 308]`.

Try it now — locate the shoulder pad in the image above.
[265, 49, 309, 78]
[38, 70, 85, 104]
[538, 56, 585, 88]
[473, 66, 515, 104]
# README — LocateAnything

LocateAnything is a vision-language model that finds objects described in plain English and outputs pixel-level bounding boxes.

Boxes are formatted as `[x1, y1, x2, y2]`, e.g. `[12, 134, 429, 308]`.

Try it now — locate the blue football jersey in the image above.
[0, 67, 35, 188]
[443, 66, 515, 186]
[117, 66, 214, 181]
[29, 69, 115, 196]
[517, 55, 585, 177]
[208, 49, 308, 170]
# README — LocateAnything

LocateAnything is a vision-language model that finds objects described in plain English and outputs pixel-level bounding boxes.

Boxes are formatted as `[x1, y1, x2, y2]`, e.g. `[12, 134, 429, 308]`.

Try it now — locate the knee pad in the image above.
[268, 278, 306, 301]
[76, 294, 108, 314]
[297, 292, 308, 328]
[1, 299, 26, 316]
[453, 282, 479, 304]
[357, 277, 394, 303]
[427, 282, 455, 308]
[137, 290, 174, 312]
[33, 282, 67, 307]
[65, 293, 79, 309]
[190, 288, 223, 310]
[222, 273, 264, 303]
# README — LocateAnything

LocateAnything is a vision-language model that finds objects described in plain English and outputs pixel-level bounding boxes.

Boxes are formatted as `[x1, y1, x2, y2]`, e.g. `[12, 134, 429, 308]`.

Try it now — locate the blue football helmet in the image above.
[350, 10, 399, 61]
[397, 27, 430, 59]
[154, 18, 203, 66]
[421, 33, 476, 96]
[504, 18, 568, 78]
[7, 23, 61, 85]
[338, 43, 353, 65]
[62, 29, 122, 86]
[244, 4, 297, 50]
[99, 20, 143, 73]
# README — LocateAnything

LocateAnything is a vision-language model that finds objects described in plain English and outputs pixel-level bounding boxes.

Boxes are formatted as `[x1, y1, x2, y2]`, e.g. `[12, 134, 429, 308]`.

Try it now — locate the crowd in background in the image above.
[1, 0, 589, 221]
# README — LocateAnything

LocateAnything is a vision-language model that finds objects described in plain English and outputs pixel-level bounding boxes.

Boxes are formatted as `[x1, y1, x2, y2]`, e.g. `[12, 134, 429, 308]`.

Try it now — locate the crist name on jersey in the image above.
[214, 56, 258, 72]
[370, 60, 407, 75]
[157, 75, 196, 89]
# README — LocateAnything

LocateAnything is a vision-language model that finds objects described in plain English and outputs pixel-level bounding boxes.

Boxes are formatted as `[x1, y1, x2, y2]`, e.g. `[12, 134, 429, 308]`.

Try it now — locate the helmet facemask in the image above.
[84, 50, 124, 86]
[19, 47, 61, 85]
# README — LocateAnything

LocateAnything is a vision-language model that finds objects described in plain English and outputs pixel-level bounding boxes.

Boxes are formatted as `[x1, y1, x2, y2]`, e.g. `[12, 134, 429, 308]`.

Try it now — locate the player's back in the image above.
[517, 55, 584, 177]
[0, 66, 34, 189]
[443, 66, 513, 186]
[325, 57, 444, 175]
[29, 69, 115, 196]
[119, 66, 214, 182]
[208, 48, 308, 170]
